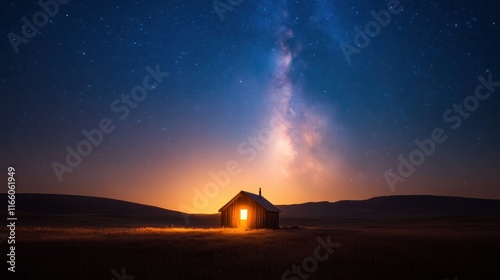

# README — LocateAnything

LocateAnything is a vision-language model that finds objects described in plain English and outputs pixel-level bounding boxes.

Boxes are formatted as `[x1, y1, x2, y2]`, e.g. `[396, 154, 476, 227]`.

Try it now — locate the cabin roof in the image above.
[218, 190, 281, 213]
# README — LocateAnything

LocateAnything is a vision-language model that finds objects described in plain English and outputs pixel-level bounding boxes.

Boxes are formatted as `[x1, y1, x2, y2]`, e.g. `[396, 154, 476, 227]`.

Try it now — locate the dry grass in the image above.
[6, 222, 500, 280]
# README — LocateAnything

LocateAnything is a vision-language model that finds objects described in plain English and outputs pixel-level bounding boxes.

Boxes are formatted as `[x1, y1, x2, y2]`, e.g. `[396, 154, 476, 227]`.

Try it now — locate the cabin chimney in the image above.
[259, 188, 261, 197]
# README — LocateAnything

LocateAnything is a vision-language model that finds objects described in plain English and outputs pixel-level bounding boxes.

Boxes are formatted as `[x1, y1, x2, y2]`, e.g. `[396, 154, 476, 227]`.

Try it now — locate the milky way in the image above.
[265, 19, 341, 189]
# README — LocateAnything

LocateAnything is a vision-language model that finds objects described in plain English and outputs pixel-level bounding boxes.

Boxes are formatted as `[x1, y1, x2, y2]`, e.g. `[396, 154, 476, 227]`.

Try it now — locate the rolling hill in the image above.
[279, 195, 500, 217]
[2, 193, 500, 227]
[0, 193, 218, 227]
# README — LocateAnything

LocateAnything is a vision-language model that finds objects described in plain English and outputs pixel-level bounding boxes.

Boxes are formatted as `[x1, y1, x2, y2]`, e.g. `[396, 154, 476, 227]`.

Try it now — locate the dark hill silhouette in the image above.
[10, 193, 180, 215]
[278, 195, 500, 218]
[2, 193, 500, 227]
[0, 193, 218, 227]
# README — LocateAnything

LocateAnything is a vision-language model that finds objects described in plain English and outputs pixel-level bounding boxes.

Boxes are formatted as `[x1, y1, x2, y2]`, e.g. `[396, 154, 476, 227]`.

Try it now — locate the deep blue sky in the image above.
[1, 0, 499, 212]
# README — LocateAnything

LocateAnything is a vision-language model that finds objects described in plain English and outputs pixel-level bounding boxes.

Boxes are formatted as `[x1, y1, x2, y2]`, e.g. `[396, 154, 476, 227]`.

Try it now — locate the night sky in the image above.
[2, 0, 500, 213]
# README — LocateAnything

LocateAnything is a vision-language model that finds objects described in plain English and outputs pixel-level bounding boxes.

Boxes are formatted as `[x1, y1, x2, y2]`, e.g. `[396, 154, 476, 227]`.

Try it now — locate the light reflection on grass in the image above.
[17, 226, 276, 240]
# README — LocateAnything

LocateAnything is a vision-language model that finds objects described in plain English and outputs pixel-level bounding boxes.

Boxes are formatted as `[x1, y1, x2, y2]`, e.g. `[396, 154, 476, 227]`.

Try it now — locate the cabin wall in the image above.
[220, 195, 279, 228]
[266, 212, 279, 228]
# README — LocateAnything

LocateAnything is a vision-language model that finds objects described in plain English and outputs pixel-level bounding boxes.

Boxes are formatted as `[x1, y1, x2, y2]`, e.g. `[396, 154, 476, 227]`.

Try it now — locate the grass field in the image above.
[5, 220, 500, 280]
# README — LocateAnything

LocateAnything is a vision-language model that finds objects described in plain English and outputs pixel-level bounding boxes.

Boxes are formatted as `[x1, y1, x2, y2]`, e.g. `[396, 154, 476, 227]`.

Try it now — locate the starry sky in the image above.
[2, 0, 500, 214]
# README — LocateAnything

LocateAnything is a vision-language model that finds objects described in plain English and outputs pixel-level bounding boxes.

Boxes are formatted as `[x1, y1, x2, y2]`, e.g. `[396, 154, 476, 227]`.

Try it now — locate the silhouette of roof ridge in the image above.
[218, 190, 281, 212]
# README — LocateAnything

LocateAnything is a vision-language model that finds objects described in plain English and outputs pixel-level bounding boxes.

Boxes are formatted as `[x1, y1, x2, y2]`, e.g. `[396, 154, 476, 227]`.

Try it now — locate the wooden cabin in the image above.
[218, 188, 280, 229]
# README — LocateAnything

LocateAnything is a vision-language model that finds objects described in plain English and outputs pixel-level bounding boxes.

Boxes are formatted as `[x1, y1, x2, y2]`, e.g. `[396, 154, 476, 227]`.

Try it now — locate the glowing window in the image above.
[240, 209, 248, 220]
